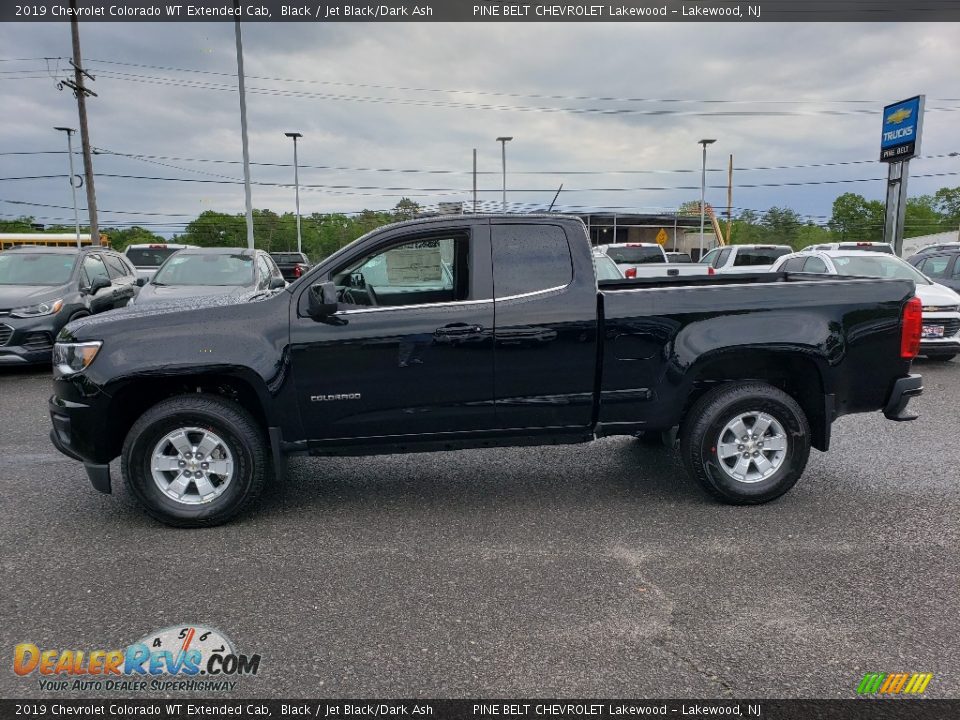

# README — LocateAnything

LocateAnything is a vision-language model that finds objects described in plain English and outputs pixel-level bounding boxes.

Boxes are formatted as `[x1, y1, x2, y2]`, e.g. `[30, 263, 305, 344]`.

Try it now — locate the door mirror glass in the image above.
[134, 277, 147, 287]
[307, 281, 339, 319]
[269, 276, 286, 290]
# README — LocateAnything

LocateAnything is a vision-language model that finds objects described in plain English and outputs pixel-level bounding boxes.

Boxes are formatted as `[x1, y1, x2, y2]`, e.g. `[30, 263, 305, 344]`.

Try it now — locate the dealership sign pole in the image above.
[880, 95, 924, 256]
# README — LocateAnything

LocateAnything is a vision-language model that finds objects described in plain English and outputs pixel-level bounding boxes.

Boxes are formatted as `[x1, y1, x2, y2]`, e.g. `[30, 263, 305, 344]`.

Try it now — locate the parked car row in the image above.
[0, 244, 306, 365]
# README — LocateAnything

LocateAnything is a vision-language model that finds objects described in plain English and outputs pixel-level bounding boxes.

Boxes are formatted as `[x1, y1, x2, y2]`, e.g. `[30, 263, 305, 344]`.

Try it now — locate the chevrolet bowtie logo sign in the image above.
[886, 108, 913, 124]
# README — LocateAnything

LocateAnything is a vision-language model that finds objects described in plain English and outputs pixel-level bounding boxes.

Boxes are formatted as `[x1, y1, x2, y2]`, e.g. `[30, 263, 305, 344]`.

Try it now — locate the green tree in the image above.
[829, 193, 885, 241]
[932, 186, 960, 221]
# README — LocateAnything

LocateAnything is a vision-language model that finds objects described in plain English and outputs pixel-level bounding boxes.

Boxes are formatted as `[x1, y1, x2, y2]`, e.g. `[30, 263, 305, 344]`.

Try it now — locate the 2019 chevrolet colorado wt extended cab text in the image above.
[49, 215, 924, 527]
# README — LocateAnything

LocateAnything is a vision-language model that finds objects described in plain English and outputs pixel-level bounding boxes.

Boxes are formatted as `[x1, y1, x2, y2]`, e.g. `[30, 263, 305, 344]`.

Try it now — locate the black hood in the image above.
[60, 288, 280, 341]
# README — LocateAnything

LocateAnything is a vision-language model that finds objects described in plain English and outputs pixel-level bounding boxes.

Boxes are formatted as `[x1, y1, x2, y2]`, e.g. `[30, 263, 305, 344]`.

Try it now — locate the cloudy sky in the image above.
[2, 21, 959, 235]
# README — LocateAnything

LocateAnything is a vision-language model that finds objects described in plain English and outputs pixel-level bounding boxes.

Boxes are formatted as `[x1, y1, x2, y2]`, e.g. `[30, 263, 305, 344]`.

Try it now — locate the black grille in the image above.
[22, 332, 53, 351]
[0, 324, 12, 345]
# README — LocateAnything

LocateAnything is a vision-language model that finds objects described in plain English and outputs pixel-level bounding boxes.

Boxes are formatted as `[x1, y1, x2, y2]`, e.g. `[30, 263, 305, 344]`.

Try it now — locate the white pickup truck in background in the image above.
[699, 244, 793, 274]
[597, 243, 712, 278]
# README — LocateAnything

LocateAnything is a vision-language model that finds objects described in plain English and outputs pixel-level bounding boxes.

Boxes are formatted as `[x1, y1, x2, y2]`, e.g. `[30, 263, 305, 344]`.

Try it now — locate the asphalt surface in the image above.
[1, 359, 958, 700]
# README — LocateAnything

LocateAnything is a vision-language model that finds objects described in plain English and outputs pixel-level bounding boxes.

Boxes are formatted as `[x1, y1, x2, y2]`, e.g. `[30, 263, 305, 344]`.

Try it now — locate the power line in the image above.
[82, 68, 960, 119]
[79, 57, 960, 107]
[90, 147, 960, 176]
[5, 170, 960, 193]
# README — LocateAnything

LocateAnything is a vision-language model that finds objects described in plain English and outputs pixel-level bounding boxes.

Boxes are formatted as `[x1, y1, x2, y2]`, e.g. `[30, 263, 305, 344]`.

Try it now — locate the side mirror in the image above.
[134, 277, 147, 287]
[88, 276, 111, 295]
[269, 276, 286, 290]
[307, 281, 339, 319]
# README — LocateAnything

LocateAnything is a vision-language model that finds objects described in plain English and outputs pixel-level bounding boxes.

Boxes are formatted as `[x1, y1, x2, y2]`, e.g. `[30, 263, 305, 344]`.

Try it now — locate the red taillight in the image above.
[901, 296, 923, 359]
[294, 264, 303, 278]
[707, 266, 716, 275]
[625, 267, 637, 278]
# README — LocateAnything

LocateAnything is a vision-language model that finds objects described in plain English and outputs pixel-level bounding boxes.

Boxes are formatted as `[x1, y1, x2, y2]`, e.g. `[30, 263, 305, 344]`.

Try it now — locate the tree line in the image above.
[3, 189, 959, 260]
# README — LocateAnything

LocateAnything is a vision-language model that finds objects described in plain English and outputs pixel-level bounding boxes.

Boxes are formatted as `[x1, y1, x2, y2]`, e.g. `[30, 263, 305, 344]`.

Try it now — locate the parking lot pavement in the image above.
[1, 360, 958, 700]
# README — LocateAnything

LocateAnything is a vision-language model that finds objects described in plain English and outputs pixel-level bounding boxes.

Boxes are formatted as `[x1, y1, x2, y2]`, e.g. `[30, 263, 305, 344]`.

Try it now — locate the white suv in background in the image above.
[699, 244, 793, 274]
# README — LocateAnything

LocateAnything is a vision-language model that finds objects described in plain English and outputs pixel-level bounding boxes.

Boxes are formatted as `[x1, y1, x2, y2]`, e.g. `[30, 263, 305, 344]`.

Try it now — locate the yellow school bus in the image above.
[0, 233, 109, 250]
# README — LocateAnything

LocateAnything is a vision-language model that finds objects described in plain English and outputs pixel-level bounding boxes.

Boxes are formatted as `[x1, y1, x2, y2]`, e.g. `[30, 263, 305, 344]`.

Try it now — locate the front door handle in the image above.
[434, 323, 485, 340]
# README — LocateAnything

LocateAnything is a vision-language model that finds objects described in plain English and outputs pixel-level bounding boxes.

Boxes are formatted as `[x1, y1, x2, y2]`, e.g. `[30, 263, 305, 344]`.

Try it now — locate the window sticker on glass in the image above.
[386, 246, 443, 284]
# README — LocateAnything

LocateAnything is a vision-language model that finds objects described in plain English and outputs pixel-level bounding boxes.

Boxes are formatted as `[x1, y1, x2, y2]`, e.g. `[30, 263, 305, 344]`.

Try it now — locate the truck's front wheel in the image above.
[121, 394, 267, 527]
[680, 382, 810, 505]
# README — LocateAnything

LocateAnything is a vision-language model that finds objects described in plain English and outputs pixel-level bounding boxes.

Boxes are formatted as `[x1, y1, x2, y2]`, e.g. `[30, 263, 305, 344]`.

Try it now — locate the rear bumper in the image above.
[883, 374, 923, 421]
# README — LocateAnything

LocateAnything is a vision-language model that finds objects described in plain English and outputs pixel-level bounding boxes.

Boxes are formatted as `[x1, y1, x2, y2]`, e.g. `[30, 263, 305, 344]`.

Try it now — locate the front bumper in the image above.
[0, 316, 59, 364]
[883, 374, 923, 422]
[49, 395, 111, 494]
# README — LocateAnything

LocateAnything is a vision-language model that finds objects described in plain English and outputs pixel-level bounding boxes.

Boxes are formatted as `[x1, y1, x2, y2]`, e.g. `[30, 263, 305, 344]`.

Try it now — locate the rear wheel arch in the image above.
[684, 350, 830, 451]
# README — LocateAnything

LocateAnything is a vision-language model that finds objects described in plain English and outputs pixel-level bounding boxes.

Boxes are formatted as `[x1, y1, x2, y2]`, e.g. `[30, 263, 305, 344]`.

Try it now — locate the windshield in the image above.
[0, 252, 76, 286]
[831, 254, 931, 285]
[606, 246, 664, 264]
[593, 255, 622, 280]
[152, 253, 254, 287]
[125, 247, 182, 267]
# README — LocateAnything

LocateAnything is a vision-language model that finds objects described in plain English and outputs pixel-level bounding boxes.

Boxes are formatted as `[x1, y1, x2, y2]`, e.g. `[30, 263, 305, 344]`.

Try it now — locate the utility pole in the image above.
[472, 148, 477, 213]
[234, 1, 255, 250]
[60, 0, 98, 243]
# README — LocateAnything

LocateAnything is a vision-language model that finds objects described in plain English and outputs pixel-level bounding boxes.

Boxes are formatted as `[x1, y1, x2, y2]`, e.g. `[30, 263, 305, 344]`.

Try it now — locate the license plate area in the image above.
[922, 324, 945, 338]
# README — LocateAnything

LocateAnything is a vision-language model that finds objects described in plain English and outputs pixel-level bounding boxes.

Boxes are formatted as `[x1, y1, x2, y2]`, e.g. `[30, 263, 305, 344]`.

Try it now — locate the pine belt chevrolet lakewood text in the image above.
[49, 215, 924, 527]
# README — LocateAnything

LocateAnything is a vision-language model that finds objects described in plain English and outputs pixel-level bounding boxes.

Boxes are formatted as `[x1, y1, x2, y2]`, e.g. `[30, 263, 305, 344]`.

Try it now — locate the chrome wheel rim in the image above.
[715, 411, 787, 484]
[150, 427, 234, 505]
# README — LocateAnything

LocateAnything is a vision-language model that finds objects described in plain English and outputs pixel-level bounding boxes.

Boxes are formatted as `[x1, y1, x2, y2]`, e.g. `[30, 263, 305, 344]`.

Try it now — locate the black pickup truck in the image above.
[49, 215, 924, 527]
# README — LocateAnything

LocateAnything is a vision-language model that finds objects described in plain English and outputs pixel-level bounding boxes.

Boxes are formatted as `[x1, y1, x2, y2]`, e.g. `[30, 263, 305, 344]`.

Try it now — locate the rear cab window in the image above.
[492, 225, 572, 297]
[733, 248, 791, 267]
[605, 245, 664, 265]
[125, 247, 180, 267]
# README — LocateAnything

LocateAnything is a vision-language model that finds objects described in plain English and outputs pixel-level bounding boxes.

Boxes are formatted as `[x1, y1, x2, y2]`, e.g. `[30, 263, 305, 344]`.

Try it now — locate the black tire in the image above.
[121, 394, 267, 528]
[680, 382, 810, 505]
[925, 354, 956, 362]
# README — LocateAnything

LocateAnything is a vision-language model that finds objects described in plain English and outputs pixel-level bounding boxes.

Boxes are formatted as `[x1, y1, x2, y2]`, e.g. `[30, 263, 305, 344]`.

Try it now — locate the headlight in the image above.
[10, 298, 64, 318]
[53, 341, 102, 377]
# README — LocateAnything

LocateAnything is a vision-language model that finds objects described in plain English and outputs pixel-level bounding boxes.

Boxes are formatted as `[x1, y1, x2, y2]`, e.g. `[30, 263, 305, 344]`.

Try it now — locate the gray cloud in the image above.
[1, 21, 958, 234]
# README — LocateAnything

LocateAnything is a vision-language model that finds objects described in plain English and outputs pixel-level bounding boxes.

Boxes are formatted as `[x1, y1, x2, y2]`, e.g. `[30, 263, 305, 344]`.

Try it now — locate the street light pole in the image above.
[496, 136, 513, 212]
[698, 138, 717, 261]
[234, 3, 255, 250]
[55, 127, 81, 248]
[285, 132, 303, 254]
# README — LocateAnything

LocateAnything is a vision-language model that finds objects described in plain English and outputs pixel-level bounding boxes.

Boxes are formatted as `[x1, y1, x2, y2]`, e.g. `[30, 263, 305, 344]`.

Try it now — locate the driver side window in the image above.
[333, 232, 469, 309]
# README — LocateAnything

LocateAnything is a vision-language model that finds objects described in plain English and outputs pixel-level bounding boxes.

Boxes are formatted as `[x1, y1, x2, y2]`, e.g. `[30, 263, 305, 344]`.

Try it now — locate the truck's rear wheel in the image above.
[680, 382, 810, 505]
[121, 394, 267, 527]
